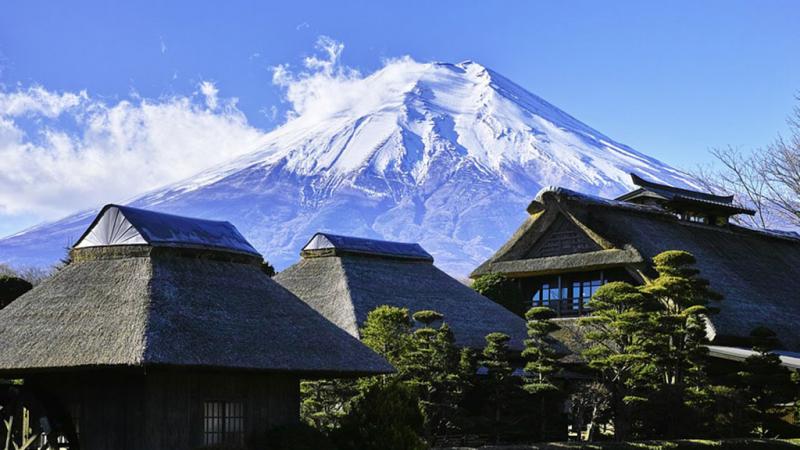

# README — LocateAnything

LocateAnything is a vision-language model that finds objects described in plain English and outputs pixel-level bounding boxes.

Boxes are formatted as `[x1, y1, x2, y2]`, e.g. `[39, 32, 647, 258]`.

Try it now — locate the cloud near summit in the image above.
[0, 36, 423, 235]
[271, 36, 428, 121]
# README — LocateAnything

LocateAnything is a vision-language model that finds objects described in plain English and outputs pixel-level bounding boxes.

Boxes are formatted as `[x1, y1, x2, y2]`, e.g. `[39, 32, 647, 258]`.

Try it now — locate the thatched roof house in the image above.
[0, 205, 391, 450]
[275, 233, 527, 351]
[471, 174, 800, 354]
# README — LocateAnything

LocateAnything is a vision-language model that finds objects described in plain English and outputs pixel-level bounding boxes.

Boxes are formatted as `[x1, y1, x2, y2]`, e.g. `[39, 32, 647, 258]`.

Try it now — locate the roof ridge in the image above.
[333, 257, 362, 339]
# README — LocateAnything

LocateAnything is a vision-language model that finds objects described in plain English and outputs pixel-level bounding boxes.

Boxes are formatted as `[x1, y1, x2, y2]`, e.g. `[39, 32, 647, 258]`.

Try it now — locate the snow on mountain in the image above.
[0, 60, 696, 276]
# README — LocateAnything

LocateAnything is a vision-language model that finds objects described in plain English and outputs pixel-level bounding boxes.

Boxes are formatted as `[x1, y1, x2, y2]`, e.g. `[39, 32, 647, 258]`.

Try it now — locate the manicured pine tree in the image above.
[640, 250, 722, 437]
[405, 310, 462, 440]
[479, 332, 517, 444]
[301, 305, 416, 435]
[521, 306, 562, 440]
[578, 281, 652, 441]
[360, 305, 414, 375]
[300, 379, 358, 432]
[736, 326, 795, 437]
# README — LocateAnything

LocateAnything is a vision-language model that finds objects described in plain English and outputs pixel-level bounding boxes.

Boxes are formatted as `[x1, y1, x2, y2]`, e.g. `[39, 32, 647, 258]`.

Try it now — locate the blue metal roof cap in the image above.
[302, 233, 433, 262]
[74, 204, 261, 257]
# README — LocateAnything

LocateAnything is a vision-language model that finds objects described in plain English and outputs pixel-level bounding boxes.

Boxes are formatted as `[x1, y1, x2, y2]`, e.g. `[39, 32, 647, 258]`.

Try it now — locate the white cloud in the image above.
[271, 36, 430, 125]
[0, 83, 266, 223]
[0, 86, 88, 117]
[199, 80, 219, 110]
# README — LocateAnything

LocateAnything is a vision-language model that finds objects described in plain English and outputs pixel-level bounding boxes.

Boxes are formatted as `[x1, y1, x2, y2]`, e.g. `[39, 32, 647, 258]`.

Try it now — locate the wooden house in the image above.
[275, 233, 527, 351]
[471, 174, 800, 356]
[0, 205, 392, 450]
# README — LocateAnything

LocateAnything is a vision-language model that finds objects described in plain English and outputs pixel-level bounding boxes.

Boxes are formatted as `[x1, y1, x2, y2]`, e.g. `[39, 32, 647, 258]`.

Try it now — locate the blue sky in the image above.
[0, 0, 799, 236]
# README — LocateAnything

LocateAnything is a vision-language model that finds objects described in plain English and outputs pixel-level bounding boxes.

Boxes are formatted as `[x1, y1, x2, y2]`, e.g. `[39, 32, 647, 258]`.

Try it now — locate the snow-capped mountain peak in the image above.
[0, 59, 695, 276]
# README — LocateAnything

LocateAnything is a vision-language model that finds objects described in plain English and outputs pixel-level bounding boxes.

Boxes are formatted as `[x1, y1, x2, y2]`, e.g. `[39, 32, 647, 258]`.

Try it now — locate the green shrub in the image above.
[333, 381, 427, 450]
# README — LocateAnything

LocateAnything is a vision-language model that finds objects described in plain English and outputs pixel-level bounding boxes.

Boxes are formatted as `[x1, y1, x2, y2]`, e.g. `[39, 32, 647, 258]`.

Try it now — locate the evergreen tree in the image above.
[301, 305, 415, 437]
[360, 305, 414, 373]
[260, 260, 276, 277]
[736, 326, 795, 437]
[404, 310, 464, 440]
[0, 275, 32, 309]
[521, 306, 562, 440]
[479, 332, 517, 443]
[333, 380, 428, 450]
[578, 281, 652, 440]
[300, 379, 358, 432]
[640, 250, 722, 437]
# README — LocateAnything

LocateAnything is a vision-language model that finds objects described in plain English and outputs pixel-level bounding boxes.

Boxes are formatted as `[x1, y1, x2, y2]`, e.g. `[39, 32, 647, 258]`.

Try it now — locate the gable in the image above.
[73, 204, 261, 256]
[75, 206, 147, 248]
[525, 215, 601, 258]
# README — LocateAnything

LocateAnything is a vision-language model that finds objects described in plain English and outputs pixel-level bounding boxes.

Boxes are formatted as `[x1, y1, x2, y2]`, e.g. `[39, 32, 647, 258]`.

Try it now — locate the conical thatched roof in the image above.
[0, 207, 392, 376]
[275, 233, 527, 351]
[472, 186, 800, 352]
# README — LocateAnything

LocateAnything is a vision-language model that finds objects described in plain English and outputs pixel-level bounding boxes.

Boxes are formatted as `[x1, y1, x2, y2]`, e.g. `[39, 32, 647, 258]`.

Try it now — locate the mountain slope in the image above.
[0, 60, 695, 276]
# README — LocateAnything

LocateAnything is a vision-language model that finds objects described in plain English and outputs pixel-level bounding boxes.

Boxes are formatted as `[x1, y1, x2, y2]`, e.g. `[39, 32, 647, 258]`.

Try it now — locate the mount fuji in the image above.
[0, 60, 696, 276]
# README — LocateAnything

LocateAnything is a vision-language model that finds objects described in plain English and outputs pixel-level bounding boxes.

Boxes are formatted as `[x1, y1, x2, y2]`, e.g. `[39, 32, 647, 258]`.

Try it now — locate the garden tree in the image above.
[360, 305, 414, 375]
[55, 246, 73, 272]
[639, 250, 722, 437]
[472, 273, 525, 317]
[736, 326, 796, 437]
[404, 310, 464, 440]
[479, 332, 518, 444]
[689, 384, 751, 439]
[0, 275, 33, 309]
[578, 281, 653, 441]
[300, 306, 414, 435]
[568, 382, 611, 442]
[300, 379, 358, 432]
[333, 380, 428, 450]
[521, 306, 562, 440]
[260, 260, 276, 277]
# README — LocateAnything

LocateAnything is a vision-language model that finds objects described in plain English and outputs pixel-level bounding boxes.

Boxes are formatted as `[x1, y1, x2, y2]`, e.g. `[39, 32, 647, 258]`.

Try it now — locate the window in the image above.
[531, 272, 605, 316]
[677, 212, 708, 224]
[203, 401, 244, 447]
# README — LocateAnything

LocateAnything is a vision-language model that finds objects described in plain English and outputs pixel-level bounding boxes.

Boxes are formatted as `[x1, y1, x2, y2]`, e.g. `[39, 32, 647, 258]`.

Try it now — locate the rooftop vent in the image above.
[301, 233, 433, 262]
[74, 204, 261, 257]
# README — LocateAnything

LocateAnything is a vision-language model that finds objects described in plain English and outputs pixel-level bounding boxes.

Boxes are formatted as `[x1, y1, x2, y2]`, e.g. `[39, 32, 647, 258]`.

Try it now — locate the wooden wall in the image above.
[26, 367, 300, 450]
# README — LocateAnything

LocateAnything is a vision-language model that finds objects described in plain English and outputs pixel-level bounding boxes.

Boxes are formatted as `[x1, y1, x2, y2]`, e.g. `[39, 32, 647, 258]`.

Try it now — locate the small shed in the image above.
[275, 233, 527, 351]
[0, 205, 391, 450]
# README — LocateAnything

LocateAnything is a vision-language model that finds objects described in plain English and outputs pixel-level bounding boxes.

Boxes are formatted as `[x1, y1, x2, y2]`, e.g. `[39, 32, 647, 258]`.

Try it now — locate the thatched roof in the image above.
[275, 235, 528, 351]
[473, 186, 800, 352]
[0, 207, 392, 376]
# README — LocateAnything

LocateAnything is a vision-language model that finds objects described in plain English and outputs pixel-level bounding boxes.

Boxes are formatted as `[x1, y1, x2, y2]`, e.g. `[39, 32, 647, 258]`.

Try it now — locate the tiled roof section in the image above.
[617, 173, 755, 215]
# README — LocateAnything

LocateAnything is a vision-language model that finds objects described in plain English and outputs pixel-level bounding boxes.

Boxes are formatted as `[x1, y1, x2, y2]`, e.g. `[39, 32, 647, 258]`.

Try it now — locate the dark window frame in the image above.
[531, 271, 605, 317]
[203, 400, 245, 447]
